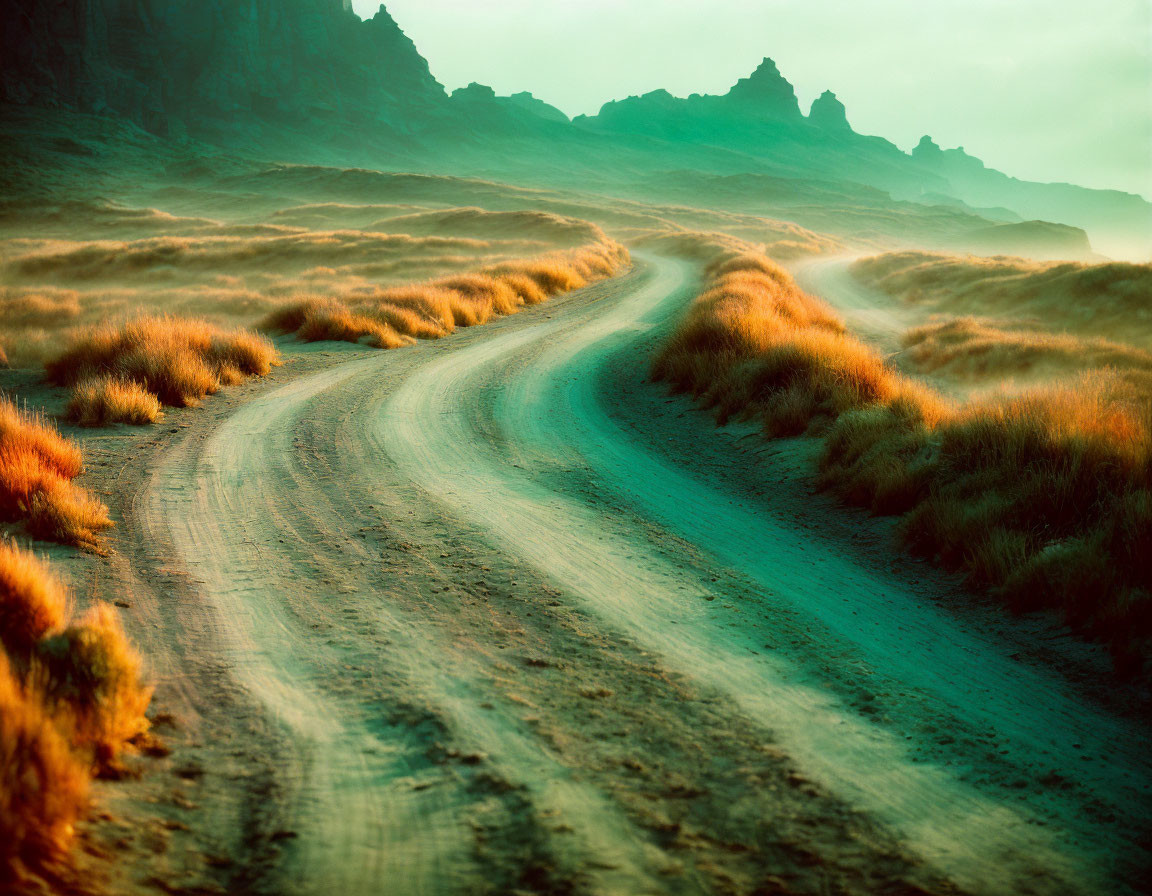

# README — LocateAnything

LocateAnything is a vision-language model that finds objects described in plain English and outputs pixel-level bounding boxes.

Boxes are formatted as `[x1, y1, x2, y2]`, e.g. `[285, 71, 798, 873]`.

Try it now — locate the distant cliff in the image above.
[2, 1, 447, 137]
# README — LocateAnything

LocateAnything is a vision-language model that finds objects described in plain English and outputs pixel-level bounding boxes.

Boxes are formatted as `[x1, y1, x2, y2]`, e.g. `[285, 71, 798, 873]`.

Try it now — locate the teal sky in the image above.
[353, 1, 1152, 199]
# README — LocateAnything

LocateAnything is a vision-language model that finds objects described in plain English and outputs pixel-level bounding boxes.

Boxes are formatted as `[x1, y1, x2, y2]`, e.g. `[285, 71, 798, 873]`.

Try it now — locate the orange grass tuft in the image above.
[0, 547, 151, 877]
[0, 541, 69, 657]
[0, 653, 88, 881]
[47, 315, 280, 412]
[901, 316, 1152, 381]
[67, 377, 163, 426]
[0, 397, 111, 549]
[37, 603, 152, 771]
[262, 298, 412, 349]
[264, 241, 630, 348]
[851, 251, 1152, 344]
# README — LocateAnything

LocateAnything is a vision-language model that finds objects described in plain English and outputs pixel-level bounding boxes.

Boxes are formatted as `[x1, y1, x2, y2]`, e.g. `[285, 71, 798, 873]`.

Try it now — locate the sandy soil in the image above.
[39, 256, 1152, 895]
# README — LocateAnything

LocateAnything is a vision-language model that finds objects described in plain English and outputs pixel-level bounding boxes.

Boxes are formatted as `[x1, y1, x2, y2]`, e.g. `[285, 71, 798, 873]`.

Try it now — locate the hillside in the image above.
[3, 1, 1149, 258]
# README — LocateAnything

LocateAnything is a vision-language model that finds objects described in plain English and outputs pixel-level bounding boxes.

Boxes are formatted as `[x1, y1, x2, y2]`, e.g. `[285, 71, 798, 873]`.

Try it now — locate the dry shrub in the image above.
[47, 315, 280, 410]
[364, 207, 605, 246]
[7, 231, 501, 282]
[263, 298, 411, 348]
[0, 291, 82, 328]
[37, 603, 152, 770]
[0, 542, 151, 879]
[264, 241, 630, 347]
[0, 542, 150, 768]
[659, 251, 1152, 674]
[898, 377, 1152, 656]
[67, 377, 162, 426]
[0, 653, 88, 881]
[635, 226, 839, 263]
[851, 251, 1152, 344]
[902, 317, 1152, 381]
[26, 478, 116, 548]
[0, 399, 82, 481]
[654, 252, 884, 430]
[0, 397, 111, 549]
[0, 542, 69, 657]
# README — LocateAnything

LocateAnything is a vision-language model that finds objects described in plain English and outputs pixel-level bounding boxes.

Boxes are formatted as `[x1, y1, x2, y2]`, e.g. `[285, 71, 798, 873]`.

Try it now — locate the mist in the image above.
[357, 0, 1152, 199]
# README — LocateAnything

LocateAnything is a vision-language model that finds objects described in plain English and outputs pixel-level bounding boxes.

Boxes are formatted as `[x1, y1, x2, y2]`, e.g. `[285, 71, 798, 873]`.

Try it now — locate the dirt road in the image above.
[121, 256, 1149, 895]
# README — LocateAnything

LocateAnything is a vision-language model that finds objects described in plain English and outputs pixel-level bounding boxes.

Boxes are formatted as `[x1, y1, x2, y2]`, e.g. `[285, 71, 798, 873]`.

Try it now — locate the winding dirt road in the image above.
[131, 255, 1150, 895]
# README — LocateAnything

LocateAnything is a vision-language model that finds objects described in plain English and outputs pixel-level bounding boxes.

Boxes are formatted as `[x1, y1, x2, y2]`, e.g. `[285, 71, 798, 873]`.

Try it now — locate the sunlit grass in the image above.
[0, 540, 152, 878]
[46, 315, 280, 414]
[0, 650, 88, 880]
[66, 377, 163, 426]
[901, 316, 1152, 381]
[263, 241, 630, 347]
[659, 250, 1152, 674]
[852, 251, 1152, 344]
[0, 397, 111, 549]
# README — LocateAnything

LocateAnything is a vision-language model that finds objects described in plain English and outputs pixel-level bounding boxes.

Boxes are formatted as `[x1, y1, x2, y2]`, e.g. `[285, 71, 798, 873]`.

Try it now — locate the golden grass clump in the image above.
[635, 226, 839, 263]
[66, 377, 163, 426]
[0, 540, 151, 879]
[264, 241, 630, 348]
[901, 316, 1152, 381]
[263, 298, 412, 349]
[0, 544, 151, 766]
[0, 541, 68, 657]
[653, 252, 891, 430]
[0, 537, 153, 874]
[0, 397, 111, 548]
[0, 653, 88, 881]
[659, 251, 1152, 673]
[46, 315, 280, 412]
[851, 251, 1152, 344]
[36, 603, 152, 769]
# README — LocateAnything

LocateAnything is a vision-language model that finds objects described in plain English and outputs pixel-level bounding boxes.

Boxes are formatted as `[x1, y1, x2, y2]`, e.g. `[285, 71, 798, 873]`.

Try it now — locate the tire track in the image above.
[378, 253, 1151, 895]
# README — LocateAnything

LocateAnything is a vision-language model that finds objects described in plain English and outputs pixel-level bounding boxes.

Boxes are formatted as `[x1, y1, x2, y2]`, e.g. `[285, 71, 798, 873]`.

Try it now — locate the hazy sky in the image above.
[353, 1, 1152, 198]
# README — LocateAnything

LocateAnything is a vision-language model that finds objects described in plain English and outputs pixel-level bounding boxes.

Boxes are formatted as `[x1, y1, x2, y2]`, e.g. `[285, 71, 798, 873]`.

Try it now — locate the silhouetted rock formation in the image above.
[726, 58, 802, 118]
[3, 6, 1148, 255]
[445, 83, 573, 142]
[507, 92, 568, 124]
[576, 65, 1149, 256]
[809, 91, 850, 130]
[2, 1, 446, 138]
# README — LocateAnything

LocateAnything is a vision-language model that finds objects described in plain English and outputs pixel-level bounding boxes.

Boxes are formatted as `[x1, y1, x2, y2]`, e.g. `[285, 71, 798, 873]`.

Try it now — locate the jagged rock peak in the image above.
[913, 135, 943, 157]
[809, 90, 850, 130]
[508, 92, 569, 123]
[726, 57, 801, 116]
[453, 83, 498, 101]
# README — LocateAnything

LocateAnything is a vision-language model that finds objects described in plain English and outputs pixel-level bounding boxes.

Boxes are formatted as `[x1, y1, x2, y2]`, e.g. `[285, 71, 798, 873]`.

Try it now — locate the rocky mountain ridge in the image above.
[3, 2, 1148, 256]
[3, 1, 445, 138]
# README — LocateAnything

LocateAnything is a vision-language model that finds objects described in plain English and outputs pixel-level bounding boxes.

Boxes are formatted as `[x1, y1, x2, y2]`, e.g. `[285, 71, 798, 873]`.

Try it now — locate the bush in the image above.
[264, 240, 630, 347]
[47, 315, 280, 409]
[0, 541, 69, 658]
[0, 653, 88, 881]
[0, 544, 150, 880]
[658, 251, 1152, 674]
[36, 603, 152, 771]
[66, 377, 163, 426]
[0, 397, 111, 549]
[850, 251, 1152, 343]
[901, 316, 1152, 380]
